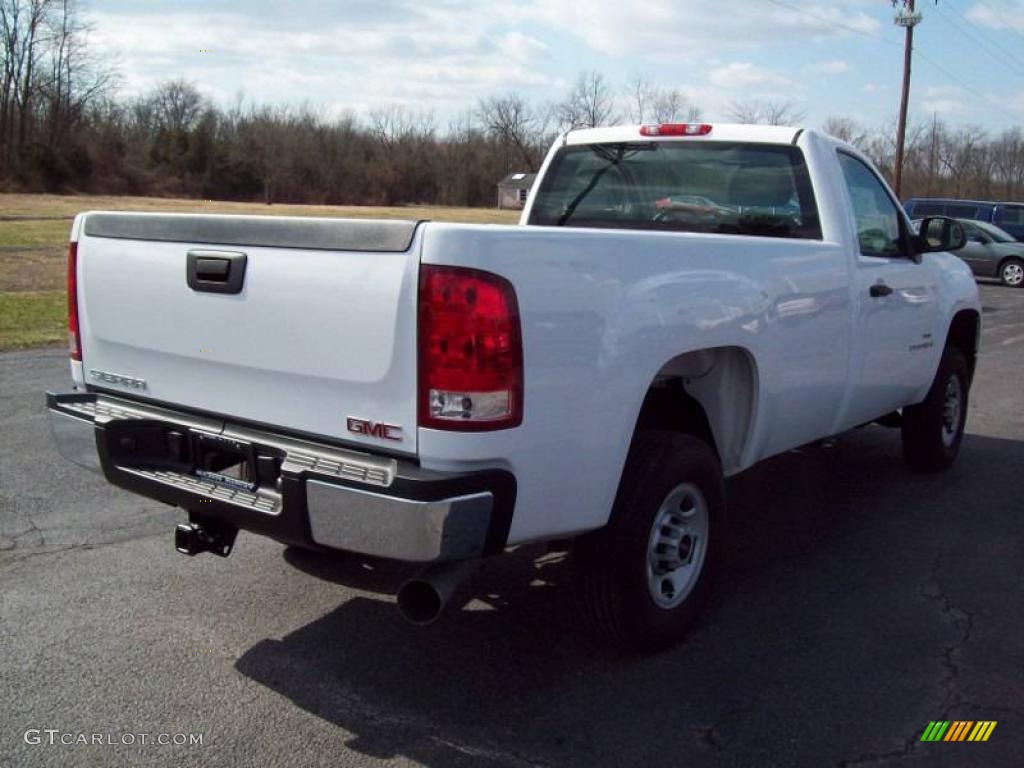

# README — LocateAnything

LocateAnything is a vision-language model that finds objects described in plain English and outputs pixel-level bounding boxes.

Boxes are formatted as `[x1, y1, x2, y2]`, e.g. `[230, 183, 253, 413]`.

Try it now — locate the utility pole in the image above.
[893, 0, 924, 198]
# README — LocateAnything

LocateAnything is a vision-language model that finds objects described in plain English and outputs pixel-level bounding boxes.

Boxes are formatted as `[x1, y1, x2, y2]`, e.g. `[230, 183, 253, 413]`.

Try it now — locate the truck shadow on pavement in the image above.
[235, 428, 1023, 767]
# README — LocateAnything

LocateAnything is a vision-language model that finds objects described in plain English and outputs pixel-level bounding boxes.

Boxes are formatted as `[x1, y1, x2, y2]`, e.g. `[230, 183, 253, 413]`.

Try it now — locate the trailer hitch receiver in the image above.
[175, 521, 238, 557]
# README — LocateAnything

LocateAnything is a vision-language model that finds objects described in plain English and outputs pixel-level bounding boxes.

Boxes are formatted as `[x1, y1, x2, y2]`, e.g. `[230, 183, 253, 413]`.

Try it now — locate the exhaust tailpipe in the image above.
[396, 559, 481, 625]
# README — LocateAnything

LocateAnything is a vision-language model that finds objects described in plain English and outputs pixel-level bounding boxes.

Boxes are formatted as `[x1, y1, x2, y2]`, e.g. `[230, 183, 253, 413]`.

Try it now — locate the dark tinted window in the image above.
[527, 142, 821, 239]
[995, 206, 1024, 226]
[911, 202, 944, 216]
[946, 204, 979, 218]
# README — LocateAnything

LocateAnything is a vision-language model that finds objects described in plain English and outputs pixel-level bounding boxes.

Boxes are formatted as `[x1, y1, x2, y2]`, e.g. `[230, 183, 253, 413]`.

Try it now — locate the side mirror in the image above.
[914, 216, 967, 254]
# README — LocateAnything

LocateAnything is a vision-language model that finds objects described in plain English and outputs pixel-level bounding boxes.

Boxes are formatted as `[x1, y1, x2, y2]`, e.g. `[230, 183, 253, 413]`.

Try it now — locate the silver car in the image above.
[914, 218, 1024, 287]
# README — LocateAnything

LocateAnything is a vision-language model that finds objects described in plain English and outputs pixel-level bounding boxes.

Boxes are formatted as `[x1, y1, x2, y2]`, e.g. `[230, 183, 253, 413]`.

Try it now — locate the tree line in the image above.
[3, 0, 1023, 207]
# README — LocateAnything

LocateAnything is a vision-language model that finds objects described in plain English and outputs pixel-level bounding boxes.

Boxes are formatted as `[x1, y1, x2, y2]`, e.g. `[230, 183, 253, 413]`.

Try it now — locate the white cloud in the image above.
[85, 7, 551, 115]
[817, 60, 851, 75]
[965, 2, 1024, 32]
[520, 0, 881, 58]
[709, 62, 791, 90]
[76, 0, 928, 130]
[921, 99, 963, 115]
[498, 32, 550, 63]
[921, 85, 965, 115]
[862, 83, 878, 93]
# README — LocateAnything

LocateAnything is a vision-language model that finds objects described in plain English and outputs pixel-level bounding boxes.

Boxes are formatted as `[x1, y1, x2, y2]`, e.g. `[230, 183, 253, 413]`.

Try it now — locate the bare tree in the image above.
[0, 0, 54, 163]
[238, 103, 292, 204]
[991, 127, 1024, 199]
[625, 73, 655, 123]
[556, 71, 616, 129]
[727, 99, 805, 126]
[821, 116, 867, 147]
[652, 88, 701, 123]
[625, 74, 702, 124]
[150, 79, 204, 134]
[477, 93, 545, 171]
[41, 0, 115, 147]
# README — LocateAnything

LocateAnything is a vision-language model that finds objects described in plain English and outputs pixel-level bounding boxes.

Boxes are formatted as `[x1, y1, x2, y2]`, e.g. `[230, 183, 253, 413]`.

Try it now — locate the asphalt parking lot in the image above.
[1, 282, 1022, 768]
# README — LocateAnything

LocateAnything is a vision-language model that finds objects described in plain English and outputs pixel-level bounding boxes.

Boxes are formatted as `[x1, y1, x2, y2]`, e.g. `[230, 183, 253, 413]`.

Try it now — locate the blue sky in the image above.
[84, 0, 1024, 132]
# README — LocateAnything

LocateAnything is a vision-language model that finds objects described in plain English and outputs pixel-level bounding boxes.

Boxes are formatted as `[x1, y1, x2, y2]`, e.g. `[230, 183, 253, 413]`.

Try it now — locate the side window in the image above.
[963, 223, 985, 243]
[946, 204, 979, 219]
[996, 206, 1024, 226]
[912, 202, 943, 217]
[838, 153, 905, 258]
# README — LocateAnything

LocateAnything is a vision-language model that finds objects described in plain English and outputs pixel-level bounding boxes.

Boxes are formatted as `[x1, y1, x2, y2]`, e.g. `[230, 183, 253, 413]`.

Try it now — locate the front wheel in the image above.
[999, 258, 1024, 288]
[901, 347, 969, 471]
[572, 431, 725, 653]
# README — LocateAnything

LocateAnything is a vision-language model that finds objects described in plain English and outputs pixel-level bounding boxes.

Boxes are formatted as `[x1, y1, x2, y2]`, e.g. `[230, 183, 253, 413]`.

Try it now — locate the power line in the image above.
[763, 0, 904, 48]
[764, 0, 1023, 125]
[938, 0, 1024, 76]
[911, 44, 1023, 124]
[972, 0, 1024, 48]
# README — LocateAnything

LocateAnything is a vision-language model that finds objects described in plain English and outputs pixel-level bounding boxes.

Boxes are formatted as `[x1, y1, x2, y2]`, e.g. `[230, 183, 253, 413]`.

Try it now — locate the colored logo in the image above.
[920, 721, 997, 742]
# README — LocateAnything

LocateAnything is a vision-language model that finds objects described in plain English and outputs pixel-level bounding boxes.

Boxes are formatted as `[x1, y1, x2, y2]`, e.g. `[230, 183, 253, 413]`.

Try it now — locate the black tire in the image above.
[998, 258, 1024, 288]
[901, 347, 969, 471]
[572, 431, 725, 653]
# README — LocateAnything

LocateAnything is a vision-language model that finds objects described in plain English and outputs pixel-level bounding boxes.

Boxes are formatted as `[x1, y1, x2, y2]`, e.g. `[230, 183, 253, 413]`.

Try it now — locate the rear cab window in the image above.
[527, 141, 821, 240]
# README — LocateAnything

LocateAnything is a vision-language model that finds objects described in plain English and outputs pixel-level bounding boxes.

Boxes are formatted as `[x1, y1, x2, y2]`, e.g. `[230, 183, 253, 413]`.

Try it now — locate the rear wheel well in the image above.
[630, 347, 757, 473]
[635, 381, 717, 457]
[945, 309, 979, 382]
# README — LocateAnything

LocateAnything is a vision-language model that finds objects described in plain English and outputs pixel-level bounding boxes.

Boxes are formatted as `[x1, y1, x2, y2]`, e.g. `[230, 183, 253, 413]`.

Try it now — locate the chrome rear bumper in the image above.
[47, 392, 514, 562]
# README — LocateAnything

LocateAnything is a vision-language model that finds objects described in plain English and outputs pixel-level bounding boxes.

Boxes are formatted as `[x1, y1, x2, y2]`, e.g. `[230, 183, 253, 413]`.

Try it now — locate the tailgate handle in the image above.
[187, 250, 247, 294]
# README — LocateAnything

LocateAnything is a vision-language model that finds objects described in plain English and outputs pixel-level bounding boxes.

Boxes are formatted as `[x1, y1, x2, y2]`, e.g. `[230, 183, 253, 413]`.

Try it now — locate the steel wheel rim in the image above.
[1003, 262, 1024, 286]
[941, 374, 962, 448]
[646, 483, 709, 609]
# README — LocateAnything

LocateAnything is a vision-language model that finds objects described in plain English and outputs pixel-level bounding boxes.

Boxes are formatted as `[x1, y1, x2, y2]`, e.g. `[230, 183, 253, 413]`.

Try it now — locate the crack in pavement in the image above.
[695, 701, 756, 752]
[5, 507, 47, 550]
[920, 551, 975, 719]
[0, 527, 169, 569]
[834, 552, 975, 767]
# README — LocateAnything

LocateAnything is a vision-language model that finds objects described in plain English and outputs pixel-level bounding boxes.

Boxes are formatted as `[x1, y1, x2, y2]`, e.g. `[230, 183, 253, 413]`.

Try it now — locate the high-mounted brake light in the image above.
[67, 241, 82, 361]
[639, 123, 713, 137]
[418, 265, 523, 431]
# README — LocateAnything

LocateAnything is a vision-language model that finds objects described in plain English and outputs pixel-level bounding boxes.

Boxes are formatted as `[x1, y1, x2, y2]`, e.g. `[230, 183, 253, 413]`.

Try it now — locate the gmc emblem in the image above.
[347, 417, 402, 441]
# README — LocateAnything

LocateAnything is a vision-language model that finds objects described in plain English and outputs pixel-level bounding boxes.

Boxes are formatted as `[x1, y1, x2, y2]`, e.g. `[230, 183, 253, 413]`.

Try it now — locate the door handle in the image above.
[187, 250, 247, 294]
[194, 257, 230, 281]
[869, 282, 893, 298]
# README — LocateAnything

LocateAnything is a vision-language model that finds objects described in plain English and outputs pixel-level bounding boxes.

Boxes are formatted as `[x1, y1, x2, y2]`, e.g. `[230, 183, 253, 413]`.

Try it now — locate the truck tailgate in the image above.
[74, 212, 421, 455]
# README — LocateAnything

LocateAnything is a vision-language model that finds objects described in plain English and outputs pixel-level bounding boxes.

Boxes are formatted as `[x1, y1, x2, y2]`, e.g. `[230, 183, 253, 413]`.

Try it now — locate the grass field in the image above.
[0, 193, 519, 350]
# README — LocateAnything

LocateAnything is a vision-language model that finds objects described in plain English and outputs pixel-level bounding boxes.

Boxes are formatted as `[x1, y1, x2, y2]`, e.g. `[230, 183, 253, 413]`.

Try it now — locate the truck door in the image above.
[837, 152, 942, 428]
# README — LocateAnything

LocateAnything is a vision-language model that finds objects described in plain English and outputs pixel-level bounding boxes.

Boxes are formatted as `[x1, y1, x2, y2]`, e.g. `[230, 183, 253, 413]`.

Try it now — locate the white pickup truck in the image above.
[49, 123, 980, 651]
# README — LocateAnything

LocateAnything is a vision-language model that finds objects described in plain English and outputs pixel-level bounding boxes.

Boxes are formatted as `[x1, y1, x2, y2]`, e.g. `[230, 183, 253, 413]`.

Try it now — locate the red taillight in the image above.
[639, 123, 712, 137]
[67, 241, 82, 361]
[418, 265, 523, 431]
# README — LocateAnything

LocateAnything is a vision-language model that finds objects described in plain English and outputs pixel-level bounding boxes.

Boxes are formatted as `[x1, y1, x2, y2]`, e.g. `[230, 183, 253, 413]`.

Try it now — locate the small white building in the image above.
[497, 173, 537, 210]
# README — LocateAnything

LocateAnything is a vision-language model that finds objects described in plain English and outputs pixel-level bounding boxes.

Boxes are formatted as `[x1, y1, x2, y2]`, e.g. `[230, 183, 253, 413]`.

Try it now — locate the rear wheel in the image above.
[901, 347, 969, 471]
[573, 431, 724, 653]
[999, 258, 1024, 288]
